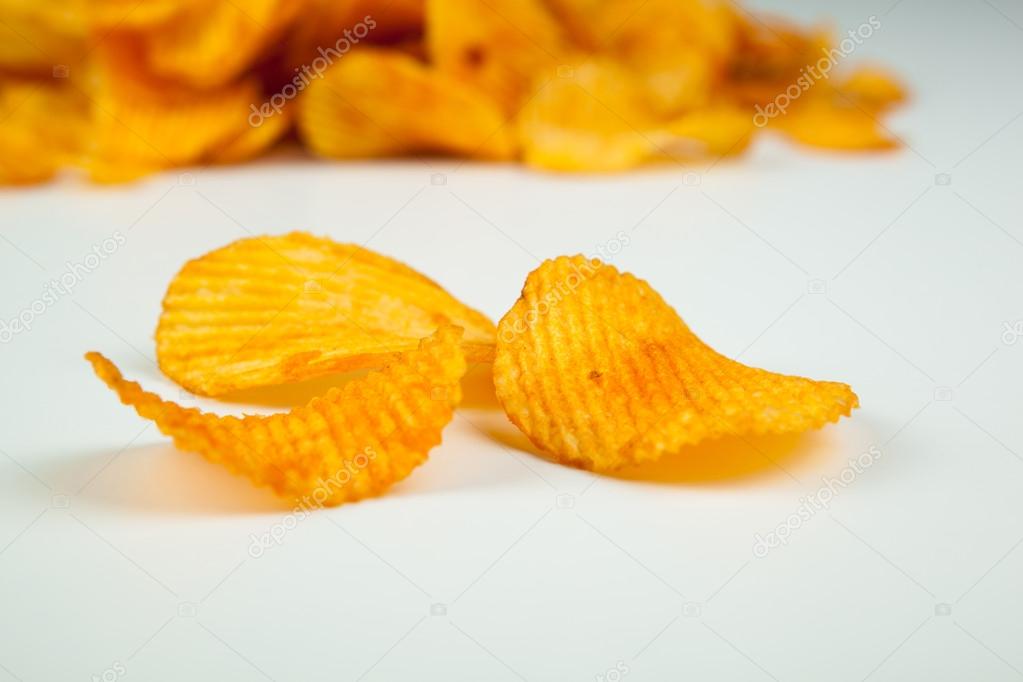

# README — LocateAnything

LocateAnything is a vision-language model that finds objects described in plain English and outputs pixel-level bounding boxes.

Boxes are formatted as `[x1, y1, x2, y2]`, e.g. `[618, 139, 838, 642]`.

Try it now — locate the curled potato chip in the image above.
[87, 326, 466, 505]
[297, 49, 514, 161]
[156, 232, 496, 396]
[494, 256, 858, 471]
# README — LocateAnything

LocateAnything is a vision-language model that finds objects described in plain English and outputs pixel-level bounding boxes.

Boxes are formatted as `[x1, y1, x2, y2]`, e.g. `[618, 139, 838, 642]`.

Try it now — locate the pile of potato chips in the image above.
[89, 234, 858, 506]
[1, 0, 904, 184]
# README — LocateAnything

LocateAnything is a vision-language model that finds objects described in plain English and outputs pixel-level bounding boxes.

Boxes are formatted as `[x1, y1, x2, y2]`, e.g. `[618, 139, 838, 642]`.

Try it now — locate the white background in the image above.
[2, 0, 1022, 680]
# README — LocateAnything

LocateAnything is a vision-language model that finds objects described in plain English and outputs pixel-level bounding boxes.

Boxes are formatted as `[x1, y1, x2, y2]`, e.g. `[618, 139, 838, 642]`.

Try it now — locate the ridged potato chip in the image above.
[297, 49, 514, 161]
[156, 232, 496, 396]
[87, 326, 466, 506]
[494, 256, 858, 471]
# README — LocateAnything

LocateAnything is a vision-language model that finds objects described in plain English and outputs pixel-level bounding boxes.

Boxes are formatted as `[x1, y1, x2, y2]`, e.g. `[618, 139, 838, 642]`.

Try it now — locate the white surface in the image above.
[2, 1, 1023, 680]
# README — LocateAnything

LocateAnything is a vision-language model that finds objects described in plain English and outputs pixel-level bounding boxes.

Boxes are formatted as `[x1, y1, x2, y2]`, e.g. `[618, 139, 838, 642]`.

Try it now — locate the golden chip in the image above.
[156, 232, 496, 396]
[87, 326, 466, 506]
[426, 0, 568, 113]
[517, 60, 751, 171]
[494, 256, 858, 471]
[84, 43, 286, 181]
[297, 49, 515, 161]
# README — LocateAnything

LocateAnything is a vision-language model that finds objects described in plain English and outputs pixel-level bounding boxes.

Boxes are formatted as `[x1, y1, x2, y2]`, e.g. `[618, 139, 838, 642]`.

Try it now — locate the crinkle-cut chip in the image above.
[0, 79, 88, 184]
[297, 49, 514, 161]
[773, 100, 897, 151]
[156, 232, 497, 396]
[87, 326, 466, 506]
[84, 44, 272, 182]
[517, 60, 749, 171]
[494, 256, 858, 471]
[831, 66, 907, 111]
[132, 0, 305, 88]
[426, 0, 569, 113]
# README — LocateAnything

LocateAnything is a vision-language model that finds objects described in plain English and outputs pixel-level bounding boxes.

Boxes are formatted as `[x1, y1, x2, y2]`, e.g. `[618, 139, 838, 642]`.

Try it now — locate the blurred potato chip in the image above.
[426, 0, 568, 112]
[282, 0, 423, 74]
[544, 0, 735, 115]
[156, 232, 496, 396]
[832, 66, 906, 111]
[773, 99, 897, 151]
[0, 79, 87, 184]
[84, 44, 284, 181]
[131, 0, 305, 88]
[517, 60, 751, 171]
[297, 49, 514, 160]
[494, 256, 858, 471]
[87, 326, 466, 506]
[0, 6, 85, 76]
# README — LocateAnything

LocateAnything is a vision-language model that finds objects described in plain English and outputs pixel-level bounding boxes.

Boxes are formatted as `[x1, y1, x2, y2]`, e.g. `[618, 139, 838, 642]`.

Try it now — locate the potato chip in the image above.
[156, 232, 496, 396]
[282, 0, 423, 74]
[772, 99, 897, 151]
[87, 326, 466, 506]
[425, 0, 568, 113]
[297, 49, 514, 161]
[542, 0, 735, 115]
[0, 6, 85, 76]
[84, 44, 283, 181]
[517, 60, 751, 171]
[0, 79, 87, 184]
[133, 0, 304, 88]
[494, 256, 858, 471]
[831, 66, 906, 111]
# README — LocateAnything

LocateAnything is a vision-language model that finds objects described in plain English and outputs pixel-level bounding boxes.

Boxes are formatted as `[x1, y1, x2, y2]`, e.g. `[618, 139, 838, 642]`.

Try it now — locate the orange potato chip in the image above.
[425, 0, 568, 113]
[133, 0, 305, 88]
[831, 66, 907, 111]
[282, 0, 423, 73]
[517, 60, 751, 171]
[772, 99, 897, 151]
[0, 79, 88, 184]
[494, 256, 858, 471]
[84, 44, 284, 181]
[156, 232, 496, 396]
[87, 326, 466, 506]
[543, 0, 735, 115]
[297, 49, 514, 161]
